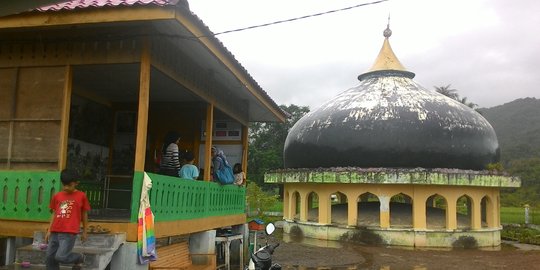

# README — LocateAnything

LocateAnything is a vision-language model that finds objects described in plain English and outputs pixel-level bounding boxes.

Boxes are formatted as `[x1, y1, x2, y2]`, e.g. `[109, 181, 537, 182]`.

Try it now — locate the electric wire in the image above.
[197, 0, 390, 37]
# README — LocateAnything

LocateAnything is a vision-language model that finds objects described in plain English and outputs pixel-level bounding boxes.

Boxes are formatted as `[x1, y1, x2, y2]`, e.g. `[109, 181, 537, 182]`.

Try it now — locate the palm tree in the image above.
[434, 85, 482, 114]
[434, 84, 459, 100]
[459, 97, 478, 109]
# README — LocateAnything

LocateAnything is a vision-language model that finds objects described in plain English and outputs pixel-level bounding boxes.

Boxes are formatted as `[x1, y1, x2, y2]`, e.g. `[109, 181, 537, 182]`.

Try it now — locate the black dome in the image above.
[284, 71, 500, 170]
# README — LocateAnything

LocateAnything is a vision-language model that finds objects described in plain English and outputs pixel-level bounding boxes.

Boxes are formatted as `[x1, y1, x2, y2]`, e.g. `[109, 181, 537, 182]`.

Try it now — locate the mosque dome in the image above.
[283, 25, 500, 170]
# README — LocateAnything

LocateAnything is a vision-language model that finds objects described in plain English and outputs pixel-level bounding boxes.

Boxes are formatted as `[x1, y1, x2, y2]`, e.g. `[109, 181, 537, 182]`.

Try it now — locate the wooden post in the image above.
[134, 39, 151, 172]
[203, 104, 213, 181]
[241, 125, 248, 177]
[58, 65, 73, 170]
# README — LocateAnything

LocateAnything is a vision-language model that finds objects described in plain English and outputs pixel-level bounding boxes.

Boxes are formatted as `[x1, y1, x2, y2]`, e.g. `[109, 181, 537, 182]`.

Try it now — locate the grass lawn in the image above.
[501, 206, 540, 225]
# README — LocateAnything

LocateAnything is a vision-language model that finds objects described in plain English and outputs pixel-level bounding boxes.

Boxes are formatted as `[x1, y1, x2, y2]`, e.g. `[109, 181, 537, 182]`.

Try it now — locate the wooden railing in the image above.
[0, 171, 61, 221]
[134, 172, 245, 222]
[0, 171, 246, 224]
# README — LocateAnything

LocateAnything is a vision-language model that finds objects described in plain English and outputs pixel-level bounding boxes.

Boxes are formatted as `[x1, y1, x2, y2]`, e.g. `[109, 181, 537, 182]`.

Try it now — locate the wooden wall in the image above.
[0, 67, 66, 170]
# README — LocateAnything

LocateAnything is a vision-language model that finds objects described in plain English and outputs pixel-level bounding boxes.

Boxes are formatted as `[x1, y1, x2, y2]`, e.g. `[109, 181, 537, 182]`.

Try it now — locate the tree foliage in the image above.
[434, 84, 479, 110]
[246, 182, 280, 217]
[247, 104, 309, 187]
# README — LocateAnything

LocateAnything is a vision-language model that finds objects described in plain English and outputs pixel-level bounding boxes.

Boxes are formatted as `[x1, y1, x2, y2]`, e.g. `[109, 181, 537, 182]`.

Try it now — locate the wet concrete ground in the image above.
[267, 228, 540, 270]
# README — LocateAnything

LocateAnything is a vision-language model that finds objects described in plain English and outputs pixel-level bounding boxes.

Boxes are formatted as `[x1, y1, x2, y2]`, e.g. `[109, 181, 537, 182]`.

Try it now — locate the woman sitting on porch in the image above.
[211, 146, 235, 184]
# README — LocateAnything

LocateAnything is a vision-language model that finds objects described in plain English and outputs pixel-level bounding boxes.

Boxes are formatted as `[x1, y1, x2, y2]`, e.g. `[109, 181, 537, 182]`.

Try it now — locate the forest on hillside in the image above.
[480, 97, 540, 207]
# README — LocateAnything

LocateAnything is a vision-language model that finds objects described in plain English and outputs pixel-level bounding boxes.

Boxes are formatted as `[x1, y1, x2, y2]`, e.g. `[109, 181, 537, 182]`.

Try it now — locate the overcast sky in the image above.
[189, 0, 540, 111]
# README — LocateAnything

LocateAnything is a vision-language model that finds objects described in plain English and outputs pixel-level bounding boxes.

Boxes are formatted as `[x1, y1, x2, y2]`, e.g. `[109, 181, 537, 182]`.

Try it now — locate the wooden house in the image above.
[0, 0, 286, 268]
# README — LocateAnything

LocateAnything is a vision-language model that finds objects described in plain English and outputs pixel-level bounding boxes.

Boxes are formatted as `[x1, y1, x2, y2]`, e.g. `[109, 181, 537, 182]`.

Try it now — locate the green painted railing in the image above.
[130, 172, 246, 222]
[1, 171, 246, 224]
[0, 171, 61, 221]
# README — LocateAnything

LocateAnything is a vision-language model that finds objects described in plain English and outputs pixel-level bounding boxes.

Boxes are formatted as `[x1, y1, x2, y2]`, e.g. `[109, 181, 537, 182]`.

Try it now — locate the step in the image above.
[1, 263, 73, 269]
[33, 232, 125, 250]
[14, 232, 126, 270]
[17, 244, 110, 270]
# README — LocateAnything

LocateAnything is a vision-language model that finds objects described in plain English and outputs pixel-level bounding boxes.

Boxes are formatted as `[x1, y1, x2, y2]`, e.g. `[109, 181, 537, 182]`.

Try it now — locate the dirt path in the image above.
[271, 236, 540, 270]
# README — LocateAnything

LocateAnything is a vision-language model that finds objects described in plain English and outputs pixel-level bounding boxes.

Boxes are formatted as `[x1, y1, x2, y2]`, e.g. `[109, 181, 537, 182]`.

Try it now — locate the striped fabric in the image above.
[137, 173, 157, 264]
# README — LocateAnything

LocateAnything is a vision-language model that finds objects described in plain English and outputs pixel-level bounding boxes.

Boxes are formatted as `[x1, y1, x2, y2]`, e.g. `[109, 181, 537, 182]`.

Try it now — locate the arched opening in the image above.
[426, 194, 447, 229]
[358, 192, 380, 227]
[481, 196, 493, 228]
[307, 192, 319, 222]
[390, 193, 413, 228]
[330, 191, 347, 225]
[456, 195, 473, 229]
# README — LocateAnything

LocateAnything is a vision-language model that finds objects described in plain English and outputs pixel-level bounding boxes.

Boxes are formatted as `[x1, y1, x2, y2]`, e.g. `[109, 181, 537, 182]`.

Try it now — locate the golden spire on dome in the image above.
[367, 17, 408, 72]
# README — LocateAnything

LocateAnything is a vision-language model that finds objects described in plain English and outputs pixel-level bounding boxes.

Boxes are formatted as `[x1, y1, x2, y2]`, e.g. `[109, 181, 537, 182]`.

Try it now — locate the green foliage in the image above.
[486, 162, 504, 173]
[501, 224, 540, 244]
[434, 85, 479, 110]
[500, 206, 540, 225]
[480, 98, 540, 163]
[246, 182, 280, 218]
[500, 158, 540, 207]
[247, 104, 309, 187]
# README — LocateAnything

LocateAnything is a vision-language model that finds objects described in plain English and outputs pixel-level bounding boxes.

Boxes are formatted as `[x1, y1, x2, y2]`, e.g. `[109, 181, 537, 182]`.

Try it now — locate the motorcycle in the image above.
[246, 222, 281, 270]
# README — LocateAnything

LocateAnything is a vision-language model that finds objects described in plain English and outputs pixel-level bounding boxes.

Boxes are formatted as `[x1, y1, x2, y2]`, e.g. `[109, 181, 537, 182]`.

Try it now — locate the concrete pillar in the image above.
[300, 192, 308, 222]
[3, 237, 16, 266]
[471, 197, 481, 229]
[318, 193, 331, 225]
[446, 199, 457, 230]
[231, 224, 247, 267]
[110, 242, 148, 270]
[189, 230, 217, 265]
[283, 189, 290, 219]
[289, 192, 297, 220]
[347, 197, 358, 227]
[413, 196, 426, 230]
[379, 195, 390, 229]
[485, 196, 495, 228]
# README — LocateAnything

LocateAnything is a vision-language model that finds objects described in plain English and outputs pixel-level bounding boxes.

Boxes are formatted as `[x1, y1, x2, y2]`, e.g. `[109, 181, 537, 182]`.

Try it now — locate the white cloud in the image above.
[189, 0, 540, 110]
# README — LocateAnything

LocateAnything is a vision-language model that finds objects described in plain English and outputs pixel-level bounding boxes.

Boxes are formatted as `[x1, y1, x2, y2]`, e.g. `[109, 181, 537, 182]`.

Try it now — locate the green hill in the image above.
[480, 97, 540, 164]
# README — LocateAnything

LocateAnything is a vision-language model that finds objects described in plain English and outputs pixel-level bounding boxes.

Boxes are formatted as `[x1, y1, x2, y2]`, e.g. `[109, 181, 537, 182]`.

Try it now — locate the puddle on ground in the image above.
[267, 228, 518, 270]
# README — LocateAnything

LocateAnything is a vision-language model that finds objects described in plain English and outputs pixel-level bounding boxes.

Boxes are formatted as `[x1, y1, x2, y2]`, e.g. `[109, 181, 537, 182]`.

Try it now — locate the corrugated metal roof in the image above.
[29, 0, 287, 121]
[36, 0, 179, 12]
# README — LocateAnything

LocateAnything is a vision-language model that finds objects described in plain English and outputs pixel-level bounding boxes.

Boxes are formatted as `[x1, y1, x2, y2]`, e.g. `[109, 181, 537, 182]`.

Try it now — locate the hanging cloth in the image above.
[137, 172, 157, 264]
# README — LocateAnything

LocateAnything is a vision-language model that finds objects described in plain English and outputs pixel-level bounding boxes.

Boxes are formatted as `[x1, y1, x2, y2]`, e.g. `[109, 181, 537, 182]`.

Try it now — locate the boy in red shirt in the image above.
[45, 169, 91, 270]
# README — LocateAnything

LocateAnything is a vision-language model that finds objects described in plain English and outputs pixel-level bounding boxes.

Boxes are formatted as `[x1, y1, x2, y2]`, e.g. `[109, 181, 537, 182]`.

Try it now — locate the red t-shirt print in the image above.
[49, 190, 91, 234]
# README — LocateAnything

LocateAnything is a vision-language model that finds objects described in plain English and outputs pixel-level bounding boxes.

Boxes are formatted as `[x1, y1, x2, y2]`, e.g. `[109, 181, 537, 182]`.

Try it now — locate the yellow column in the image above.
[134, 40, 151, 172]
[446, 198, 457, 230]
[413, 194, 426, 230]
[318, 193, 331, 225]
[471, 197, 481, 229]
[203, 104, 213, 181]
[283, 188, 290, 220]
[289, 191, 297, 220]
[299, 192, 308, 222]
[347, 195, 358, 227]
[379, 196, 390, 228]
[58, 65, 72, 169]
[241, 125, 248, 175]
[495, 193, 501, 227]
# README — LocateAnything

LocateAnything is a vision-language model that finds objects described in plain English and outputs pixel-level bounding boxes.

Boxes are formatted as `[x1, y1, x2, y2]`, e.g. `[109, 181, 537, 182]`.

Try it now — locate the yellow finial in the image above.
[367, 20, 408, 72]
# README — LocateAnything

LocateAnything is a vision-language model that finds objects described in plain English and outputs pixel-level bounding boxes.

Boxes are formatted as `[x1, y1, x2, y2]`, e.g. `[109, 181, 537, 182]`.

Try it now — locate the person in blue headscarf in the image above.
[211, 146, 234, 184]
